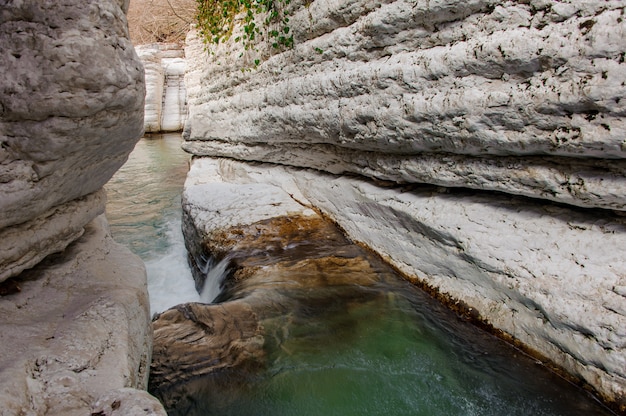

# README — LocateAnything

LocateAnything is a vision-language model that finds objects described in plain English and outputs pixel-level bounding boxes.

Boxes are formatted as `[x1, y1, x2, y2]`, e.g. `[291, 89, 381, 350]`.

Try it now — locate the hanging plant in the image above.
[196, 0, 293, 51]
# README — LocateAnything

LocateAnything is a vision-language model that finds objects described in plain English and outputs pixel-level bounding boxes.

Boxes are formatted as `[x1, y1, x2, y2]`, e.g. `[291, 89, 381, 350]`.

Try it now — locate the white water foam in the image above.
[145, 217, 199, 315]
[199, 256, 231, 304]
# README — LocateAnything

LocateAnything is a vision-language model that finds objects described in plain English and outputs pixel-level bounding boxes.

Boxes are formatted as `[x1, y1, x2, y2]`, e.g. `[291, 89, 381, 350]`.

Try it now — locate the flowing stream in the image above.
[105, 134, 615, 415]
[105, 133, 199, 313]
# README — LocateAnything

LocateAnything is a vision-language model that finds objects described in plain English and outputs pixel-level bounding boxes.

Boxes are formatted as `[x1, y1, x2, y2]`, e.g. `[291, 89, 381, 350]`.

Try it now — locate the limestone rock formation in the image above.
[181, 1, 626, 409]
[136, 43, 187, 133]
[0, 0, 145, 281]
[0, 0, 162, 414]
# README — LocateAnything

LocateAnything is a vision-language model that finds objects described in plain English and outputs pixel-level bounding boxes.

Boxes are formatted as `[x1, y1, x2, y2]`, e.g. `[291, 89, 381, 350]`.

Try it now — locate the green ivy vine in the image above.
[196, 0, 293, 51]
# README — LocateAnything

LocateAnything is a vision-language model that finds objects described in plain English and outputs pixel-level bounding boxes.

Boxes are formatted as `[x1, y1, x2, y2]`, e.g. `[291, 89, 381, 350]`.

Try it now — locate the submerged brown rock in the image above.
[150, 209, 390, 410]
[150, 301, 265, 390]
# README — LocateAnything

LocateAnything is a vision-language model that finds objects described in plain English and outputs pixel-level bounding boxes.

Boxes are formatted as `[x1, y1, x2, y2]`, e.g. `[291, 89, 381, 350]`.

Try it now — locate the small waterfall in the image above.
[145, 217, 199, 314]
[104, 134, 199, 316]
[199, 255, 231, 303]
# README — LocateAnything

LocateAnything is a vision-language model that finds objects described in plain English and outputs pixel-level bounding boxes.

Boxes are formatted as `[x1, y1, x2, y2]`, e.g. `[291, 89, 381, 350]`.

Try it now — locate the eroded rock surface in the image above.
[0, 1, 161, 414]
[0, 0, 145, 281]
[0, 190, 106, 282]
[184, 0, 626, 211]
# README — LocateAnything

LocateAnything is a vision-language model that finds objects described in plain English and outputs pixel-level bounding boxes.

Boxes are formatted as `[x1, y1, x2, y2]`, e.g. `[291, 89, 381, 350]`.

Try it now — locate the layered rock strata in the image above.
[181, 0, 626, 410]
[136, 43, 187, 133]
[0, 1, 163, 414]
[184, 0, 626, 211]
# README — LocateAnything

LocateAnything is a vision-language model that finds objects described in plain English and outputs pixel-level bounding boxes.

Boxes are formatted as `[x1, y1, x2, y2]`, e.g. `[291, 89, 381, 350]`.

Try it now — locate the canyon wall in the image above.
[0, 1, 165, 414]
[182, 0, 626, 410]
[136, 43, 187, 133]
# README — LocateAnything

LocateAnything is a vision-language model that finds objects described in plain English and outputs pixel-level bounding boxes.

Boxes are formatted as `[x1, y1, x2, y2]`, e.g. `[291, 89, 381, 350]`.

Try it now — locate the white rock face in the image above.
[0, 216, 163, 416]
[182, 0, 626, 408]
[0, 0, 145, 281]
[0, 1, 161, 413]
[184, 0, 626, 211]
[184, 159, 317, 233]
[136, 43, 187, 133]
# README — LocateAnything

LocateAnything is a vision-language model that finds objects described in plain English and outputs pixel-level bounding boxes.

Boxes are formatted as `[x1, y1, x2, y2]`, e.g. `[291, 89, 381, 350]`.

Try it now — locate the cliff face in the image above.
[182, 0, 626, 409]
[184, 0, 625, 211]
[136, 43, 187, 133]
[0, 0, 145, 281]
[0, 1, 164, 414]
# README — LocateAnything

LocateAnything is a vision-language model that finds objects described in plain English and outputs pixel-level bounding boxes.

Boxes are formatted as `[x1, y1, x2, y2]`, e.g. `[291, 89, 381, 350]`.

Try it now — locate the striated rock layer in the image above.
[181, 1, 626, 409]
[184, 0, 626, 211]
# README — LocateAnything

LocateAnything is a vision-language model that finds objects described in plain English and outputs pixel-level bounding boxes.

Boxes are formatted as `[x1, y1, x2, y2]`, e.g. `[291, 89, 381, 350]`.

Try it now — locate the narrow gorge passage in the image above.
[107, 136, 615, 415]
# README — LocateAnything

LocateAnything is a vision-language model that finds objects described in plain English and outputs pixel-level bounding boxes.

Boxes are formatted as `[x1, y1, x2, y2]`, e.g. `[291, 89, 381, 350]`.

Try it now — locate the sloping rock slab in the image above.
[0, 215, 161, 416]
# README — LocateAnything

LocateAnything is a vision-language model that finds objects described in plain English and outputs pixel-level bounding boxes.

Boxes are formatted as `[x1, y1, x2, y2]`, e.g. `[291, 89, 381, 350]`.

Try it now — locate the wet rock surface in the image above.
[151, 301, 265, 391]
